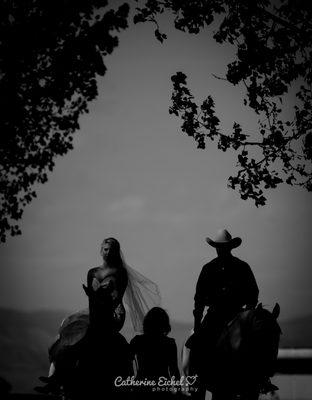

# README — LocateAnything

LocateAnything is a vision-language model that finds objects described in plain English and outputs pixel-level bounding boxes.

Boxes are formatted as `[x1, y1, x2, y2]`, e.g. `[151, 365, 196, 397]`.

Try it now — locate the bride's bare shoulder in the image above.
[87, 265, 104, 279]
[88, 265, 102, 274]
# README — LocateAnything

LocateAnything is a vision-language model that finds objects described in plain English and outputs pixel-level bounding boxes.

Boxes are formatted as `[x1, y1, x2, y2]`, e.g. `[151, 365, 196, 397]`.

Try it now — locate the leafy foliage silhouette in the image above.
[134, 0, 312, 206]
[0, 0, 129, 242]
[2, 0, 311, 242]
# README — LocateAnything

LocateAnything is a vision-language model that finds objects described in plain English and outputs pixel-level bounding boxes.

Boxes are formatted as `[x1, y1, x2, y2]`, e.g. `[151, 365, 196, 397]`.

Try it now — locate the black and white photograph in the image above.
[0, 1, 312, 399]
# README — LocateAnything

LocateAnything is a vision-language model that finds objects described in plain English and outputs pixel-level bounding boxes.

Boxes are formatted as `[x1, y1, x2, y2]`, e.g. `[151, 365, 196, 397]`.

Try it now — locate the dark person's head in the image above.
[143, 307, 171, 336]
[100, 237, 122, 265]
[216, 246, 232, 258]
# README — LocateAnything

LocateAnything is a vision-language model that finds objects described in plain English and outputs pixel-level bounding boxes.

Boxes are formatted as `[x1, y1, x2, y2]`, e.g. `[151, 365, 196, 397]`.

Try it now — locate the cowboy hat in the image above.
[206, 229, 242, 249]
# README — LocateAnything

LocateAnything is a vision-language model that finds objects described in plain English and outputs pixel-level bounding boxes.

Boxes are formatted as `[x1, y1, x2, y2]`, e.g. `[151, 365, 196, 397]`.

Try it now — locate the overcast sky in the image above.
[1, 8, 311, 323]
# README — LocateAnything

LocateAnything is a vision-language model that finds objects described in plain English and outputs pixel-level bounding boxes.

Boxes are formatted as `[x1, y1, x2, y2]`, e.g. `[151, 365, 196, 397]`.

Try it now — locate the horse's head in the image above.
[251, 303, 281, 335]
[218, 303, 281, 379]
[244, 303, 282, 379]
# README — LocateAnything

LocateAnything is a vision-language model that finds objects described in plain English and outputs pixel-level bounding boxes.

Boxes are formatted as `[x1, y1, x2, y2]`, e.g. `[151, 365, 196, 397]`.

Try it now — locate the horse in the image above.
[183, 303, 281, 400]
[36, 287, 133, 399]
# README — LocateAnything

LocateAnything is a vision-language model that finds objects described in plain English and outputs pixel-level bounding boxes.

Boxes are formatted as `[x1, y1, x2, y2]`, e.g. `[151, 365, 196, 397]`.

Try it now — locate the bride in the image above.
[36, 237, 161, 395]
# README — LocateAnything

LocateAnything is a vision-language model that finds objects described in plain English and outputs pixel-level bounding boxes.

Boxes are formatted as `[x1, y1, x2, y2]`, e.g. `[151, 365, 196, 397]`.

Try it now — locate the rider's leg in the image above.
[211, 391, 230, 400]
[245, 390, 259, 400]
[191, 386, 206, 400]
[211, 391, 237, 400]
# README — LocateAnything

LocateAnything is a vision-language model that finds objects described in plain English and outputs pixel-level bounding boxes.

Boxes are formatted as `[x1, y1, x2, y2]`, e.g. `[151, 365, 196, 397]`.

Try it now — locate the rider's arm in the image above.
[129, 336, 139, 376]
[87, 267, 95, 287]
[193, 265, 208, 332]
[243, 262, 259, 308]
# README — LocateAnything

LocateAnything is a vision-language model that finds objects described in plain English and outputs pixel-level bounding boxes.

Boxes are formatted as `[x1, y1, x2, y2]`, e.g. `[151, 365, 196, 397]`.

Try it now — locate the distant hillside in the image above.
[0, 308, 311, 393]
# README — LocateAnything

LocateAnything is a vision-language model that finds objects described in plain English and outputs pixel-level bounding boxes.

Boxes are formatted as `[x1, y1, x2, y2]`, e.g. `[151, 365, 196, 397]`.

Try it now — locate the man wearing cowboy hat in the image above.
[186, 229, 259, 398]
[193, 228, 259, 335]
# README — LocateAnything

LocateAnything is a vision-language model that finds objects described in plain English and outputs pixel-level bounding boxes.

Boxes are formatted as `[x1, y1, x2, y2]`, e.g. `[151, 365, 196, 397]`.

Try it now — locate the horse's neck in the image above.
[228, 309, 250, 328]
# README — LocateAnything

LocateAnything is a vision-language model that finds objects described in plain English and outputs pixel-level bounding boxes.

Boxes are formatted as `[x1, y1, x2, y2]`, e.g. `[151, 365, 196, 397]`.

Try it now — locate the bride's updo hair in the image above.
[100, 237, 123, 266]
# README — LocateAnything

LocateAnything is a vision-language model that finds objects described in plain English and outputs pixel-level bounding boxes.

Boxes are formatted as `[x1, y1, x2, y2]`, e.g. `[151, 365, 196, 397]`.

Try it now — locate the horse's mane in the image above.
[217, 303, 282, 383]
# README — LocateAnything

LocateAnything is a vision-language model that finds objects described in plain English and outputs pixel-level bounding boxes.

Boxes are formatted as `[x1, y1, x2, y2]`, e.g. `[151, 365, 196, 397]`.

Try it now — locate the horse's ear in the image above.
[256, 302, 263, 311]
[272, 303, 280, 319]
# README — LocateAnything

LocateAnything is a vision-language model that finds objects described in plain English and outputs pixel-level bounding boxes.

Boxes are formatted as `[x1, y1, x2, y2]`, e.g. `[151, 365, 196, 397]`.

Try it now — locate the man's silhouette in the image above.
[187, 229, 259, 399]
